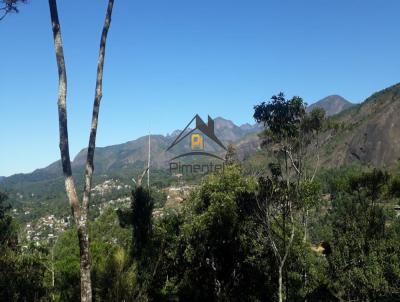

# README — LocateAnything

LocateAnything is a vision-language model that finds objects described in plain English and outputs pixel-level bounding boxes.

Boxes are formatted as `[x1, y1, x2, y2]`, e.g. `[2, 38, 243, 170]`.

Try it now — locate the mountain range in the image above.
[307, 95, 354, 116]
[0, 117, 262, 194]
[2, 83, 400, 199]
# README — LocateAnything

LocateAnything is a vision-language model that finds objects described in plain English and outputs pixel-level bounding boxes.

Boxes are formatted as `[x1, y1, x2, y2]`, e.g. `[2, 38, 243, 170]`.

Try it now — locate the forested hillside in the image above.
[2, 1, 400, 300]
[2, 90, 400, 301]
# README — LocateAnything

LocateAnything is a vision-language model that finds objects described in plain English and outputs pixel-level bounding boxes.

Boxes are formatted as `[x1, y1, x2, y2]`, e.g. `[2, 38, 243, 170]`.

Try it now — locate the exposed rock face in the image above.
[320, 83, 400, 168]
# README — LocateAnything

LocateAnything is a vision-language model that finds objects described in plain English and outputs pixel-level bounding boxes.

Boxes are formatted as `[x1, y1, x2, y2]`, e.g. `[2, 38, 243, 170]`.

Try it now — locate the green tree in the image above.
[115, 184, 155, 300]
[176, 166, 274, 301]
[324, 169, 400, 301]
[0, 192, 50, 301]
[54, 207, 133, 301]
[254, 93, 325, 302]
[0, 191, 14, 247]
[225, 144, 239, 166]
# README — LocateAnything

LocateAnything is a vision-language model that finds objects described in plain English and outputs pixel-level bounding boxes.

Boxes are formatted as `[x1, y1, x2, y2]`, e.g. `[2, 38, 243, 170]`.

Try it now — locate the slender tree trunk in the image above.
[82, 0, 115, 212]
[278, 265, 283, 302]
[79, 1, 114, 298]
[48, 1, 91, 300]
[48, 0, 81, 221]
[77, 214, 91, 301]
[303, 209, 308, 242]
[48, 1, 115, 301]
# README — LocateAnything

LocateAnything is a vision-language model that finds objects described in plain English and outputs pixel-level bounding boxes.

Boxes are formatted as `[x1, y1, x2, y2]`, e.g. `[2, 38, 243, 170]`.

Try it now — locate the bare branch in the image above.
[281, 218, 295, 267]
[137, 167, 149, 188]
[311, 135, 320, 182]
[82, 0, 115, 211]
[285, 149, 300, 175]
[0, 0, 27, 21]
[0, 12, 7, 21]
[48, 0, 81, 222]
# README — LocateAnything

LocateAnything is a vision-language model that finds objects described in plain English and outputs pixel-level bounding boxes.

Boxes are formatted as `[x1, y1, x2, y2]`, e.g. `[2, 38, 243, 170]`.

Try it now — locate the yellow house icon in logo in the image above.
[191, 133, 204, 150]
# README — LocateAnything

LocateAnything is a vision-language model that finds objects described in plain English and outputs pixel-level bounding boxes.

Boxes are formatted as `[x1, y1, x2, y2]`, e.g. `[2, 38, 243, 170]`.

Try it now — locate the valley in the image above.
[3, 84, 400, 246]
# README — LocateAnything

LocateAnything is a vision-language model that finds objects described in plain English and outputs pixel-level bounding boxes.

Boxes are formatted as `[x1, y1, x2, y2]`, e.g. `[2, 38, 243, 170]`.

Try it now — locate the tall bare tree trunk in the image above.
[48, 1, 115, 301]
[278, 265, 283, 302]
[48, 0, 89, 299]
[48, 0, 81, 223]
[82, 0, 115, 213]
[79, 0, 115, 300]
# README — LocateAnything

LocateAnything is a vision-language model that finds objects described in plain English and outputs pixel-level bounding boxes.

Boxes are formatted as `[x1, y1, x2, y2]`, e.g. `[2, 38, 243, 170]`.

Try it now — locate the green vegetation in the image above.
[0, 192, 50, 301]
[1, 162, 400, 301]
[2, 91, 400, 301]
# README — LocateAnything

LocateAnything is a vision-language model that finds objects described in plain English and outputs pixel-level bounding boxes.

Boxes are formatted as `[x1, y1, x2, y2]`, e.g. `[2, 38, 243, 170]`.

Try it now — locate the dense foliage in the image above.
[1, 95, 400, 301]
[1, 162, 400, 301]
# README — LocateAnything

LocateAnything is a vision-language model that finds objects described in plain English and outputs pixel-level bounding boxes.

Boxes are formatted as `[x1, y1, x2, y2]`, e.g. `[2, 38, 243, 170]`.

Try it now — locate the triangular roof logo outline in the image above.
[167, 114, 227, 152]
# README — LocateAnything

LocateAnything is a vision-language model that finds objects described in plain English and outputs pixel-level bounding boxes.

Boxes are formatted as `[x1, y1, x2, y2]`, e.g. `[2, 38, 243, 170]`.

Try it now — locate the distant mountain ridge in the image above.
[1, 117, 261, 187]
[319, 83, 400, 168]
[4, 83, 400, 200]
[307, 95, 354, 116]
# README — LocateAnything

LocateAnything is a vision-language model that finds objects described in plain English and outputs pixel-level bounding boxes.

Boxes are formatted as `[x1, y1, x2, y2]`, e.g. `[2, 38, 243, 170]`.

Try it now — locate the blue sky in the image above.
[1, 0, 400, 176]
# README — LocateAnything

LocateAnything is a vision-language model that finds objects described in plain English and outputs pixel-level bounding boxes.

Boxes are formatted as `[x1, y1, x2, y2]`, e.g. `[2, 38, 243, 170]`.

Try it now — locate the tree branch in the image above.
[48, 0, 81, 222]
[311, 134, 320, 182]
[82, 0, 115, 211]
[285, 149, 300, 175]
